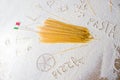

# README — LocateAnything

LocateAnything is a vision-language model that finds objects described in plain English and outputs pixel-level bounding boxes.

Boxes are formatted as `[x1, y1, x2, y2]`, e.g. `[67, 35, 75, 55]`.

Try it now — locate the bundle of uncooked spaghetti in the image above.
[38, 19, 93, 43]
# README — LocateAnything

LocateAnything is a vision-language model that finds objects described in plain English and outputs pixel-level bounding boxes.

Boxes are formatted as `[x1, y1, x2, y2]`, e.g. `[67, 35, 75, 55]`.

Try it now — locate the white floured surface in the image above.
[0, 0, 120, 80]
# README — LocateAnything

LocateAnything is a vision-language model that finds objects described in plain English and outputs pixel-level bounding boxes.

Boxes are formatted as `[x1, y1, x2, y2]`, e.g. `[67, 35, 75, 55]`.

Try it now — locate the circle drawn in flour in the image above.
[36, 53, 56, 72]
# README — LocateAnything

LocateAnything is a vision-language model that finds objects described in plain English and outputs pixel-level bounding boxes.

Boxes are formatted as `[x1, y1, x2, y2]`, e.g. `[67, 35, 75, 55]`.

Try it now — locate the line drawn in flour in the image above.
[26, 15, 41, 22]
[86, 0, 96, 16]
[54, 44, 88, 55]
[36, 53, 56, 72]
[13, 21, 38, 33]
[46, 0, 55, 8]
[5, 39, 11, 46]
[34, 3, 70, 22]
[109, 0, 113, 12]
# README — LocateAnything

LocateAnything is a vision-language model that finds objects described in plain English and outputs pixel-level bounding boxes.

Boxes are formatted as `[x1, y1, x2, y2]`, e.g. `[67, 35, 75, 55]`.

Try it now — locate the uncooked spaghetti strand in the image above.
[46, 18, 88, 30]
[40, 38, 90, 43]
[45, 19, 89, 32]
[45, 20, 89, 33]
[39, 31, 90, 40]
[39, 26, 90, 36]
[39, 32, 87, 39]
[43, 25, 90, 37]
[39, 32, 92, 43]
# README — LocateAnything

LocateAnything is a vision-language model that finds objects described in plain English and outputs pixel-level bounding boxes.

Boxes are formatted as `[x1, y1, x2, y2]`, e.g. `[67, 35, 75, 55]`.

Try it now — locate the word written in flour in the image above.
[58, 4, 68, 12]
[42, 0, 87, 17]
[46, 0, 68, 12]
[87, 18, 117, 39]
[51, 57, 84, 79]
[74, 0, 87, 17]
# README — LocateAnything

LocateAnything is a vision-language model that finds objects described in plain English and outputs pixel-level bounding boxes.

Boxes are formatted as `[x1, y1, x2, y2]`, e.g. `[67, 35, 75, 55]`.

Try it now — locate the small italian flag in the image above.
[14, 22, 20, 30]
